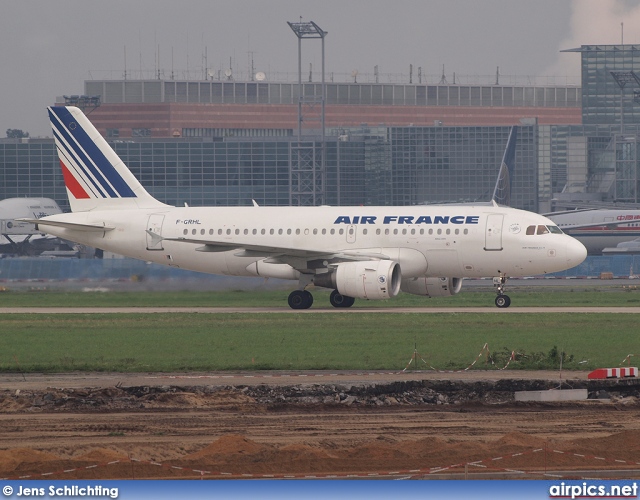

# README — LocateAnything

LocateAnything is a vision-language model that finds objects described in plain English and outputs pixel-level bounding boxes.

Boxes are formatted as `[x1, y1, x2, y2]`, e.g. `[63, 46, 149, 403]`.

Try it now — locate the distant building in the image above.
[78, 80, 580, 139]
[5, 45, 640, 213]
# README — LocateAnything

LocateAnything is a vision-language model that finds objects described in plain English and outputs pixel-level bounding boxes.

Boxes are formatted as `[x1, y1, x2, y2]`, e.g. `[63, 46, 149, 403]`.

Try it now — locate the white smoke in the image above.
[542, 0, 640, 83]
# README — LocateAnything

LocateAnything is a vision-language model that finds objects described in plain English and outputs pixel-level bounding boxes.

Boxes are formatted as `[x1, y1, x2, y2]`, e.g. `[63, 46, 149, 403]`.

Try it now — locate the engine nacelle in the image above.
[313, 260, 402, 300]
[401, 277, 463, 297]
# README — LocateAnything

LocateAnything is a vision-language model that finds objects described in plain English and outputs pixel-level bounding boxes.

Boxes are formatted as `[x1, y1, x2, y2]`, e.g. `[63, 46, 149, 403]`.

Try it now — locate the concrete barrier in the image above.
[514, 389, 588, 402]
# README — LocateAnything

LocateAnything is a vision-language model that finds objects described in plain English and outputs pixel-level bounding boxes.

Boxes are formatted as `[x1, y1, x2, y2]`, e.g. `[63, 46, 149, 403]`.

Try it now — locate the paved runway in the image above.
[1, 306, 640, 313]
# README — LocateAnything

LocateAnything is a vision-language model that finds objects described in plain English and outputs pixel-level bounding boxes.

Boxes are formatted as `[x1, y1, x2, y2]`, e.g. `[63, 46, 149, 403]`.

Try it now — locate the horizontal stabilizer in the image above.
[17, 218, 114, 232]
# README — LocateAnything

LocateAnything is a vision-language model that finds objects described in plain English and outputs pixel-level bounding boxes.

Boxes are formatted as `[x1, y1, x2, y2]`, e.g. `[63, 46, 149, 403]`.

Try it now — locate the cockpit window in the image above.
[527, 224, 562, 235]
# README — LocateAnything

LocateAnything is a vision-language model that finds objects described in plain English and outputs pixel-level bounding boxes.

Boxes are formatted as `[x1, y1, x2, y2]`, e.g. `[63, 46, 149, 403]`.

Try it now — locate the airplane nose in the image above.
[566, 236, 587, 267]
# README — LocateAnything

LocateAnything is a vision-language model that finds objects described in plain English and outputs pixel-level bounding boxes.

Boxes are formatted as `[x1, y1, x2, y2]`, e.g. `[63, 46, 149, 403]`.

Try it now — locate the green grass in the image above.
[0, 312, 637, 373]
[1, 285, 640, 308]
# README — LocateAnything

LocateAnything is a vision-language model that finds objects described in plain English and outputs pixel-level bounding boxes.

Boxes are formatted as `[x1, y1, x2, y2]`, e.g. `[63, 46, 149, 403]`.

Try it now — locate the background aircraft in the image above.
[547, 209, 640, 255]
[0, 198, 75, 256]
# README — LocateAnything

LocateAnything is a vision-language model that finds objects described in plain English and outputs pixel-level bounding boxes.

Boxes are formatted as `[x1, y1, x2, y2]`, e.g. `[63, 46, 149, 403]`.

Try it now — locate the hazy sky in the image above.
[2, 0, 640, 137]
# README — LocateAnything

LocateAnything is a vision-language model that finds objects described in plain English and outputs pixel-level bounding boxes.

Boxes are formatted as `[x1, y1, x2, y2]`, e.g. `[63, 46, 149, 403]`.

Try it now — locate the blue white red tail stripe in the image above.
[52, 126, 109, 199]
[48, 107, 136, 199]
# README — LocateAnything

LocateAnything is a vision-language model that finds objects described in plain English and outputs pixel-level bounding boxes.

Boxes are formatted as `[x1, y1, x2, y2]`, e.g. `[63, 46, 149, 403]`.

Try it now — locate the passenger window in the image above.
[313, 228, 318, 235]
[429, 229, 433, 235]
[330, 229, 335, 235]
[537, 225, 549, 235]
[218, 229, 223, 235]
[363, 229, 368, 235]
[244, 229, 249, 235]
[278, 229, 283, 235]
[526, 225, 536, 235]
[339, 228, 344, 235]
[192, 229, 197, 235]
[287, 229, 291, 235]
[235, 229, 240, 235]
[322, 228, 327, 235]
[183, 229, 188, 235]
[376, 229, 381, 235]
[385, 229, 389, 235]
[270, 229, 274, 235]
[261, 229, 266, 235]
[463, 228, 468, 235]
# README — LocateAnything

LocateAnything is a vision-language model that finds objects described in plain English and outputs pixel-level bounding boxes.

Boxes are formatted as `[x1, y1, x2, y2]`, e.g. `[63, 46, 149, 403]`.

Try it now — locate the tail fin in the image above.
[491, 126, 517, 207]
[48, 106, 169, 212]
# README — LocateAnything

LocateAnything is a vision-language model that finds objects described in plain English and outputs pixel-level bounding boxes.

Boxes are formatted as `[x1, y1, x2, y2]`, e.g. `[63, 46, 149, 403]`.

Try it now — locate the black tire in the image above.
[288, 290, 313, 309]
[330, 289, 355, 308]
[301, 290, 314, 309]
[495, 294, 511, 308]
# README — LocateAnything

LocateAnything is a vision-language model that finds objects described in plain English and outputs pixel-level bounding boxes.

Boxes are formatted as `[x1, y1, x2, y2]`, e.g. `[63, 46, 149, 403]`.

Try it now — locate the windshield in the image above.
[526, 224, 564, 235]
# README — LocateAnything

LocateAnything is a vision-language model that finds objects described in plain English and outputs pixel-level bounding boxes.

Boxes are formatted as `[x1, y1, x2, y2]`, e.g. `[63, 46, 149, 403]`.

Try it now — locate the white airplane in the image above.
[22, 106, 587, 308]
[0, 197, 63, 255]
[547, 209, 640, 255]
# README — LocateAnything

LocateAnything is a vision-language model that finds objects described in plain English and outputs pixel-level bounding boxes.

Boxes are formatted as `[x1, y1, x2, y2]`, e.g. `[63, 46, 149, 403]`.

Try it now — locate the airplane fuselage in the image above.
[38, 205, 585, 280]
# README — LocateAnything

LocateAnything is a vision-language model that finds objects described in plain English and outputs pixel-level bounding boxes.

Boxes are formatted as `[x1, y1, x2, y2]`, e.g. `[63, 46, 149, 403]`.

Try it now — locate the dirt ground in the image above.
[2, 371, 640, 480]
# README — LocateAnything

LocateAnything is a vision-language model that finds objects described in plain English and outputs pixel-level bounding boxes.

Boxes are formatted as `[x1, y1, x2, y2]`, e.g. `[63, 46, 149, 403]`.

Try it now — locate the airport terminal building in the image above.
[3, 44, 640, 213]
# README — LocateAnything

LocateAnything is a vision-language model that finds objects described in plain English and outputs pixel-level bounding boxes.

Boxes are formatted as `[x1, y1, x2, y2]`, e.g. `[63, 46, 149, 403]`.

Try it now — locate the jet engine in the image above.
[401, 277, 463, 297]
[313, 260, 401, 300]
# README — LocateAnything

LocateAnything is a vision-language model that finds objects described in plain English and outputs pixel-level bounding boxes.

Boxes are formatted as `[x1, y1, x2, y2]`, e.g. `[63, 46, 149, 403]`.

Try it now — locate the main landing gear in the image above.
[493, 275, 511, 308]
[329, 289, 355, 308]
[287, 290, 314, 310]
[287, 289, 356, 310]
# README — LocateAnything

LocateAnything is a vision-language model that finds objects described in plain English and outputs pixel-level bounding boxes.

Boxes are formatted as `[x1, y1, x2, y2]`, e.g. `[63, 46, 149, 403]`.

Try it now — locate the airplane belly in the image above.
[425, 249, 462, 277]
[159, 244, 232, 275]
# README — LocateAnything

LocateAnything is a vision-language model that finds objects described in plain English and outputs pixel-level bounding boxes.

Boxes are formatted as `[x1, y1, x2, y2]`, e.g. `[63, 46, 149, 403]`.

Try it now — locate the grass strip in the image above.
[0, 287, 640, 308]
[0, 312, 637, 372]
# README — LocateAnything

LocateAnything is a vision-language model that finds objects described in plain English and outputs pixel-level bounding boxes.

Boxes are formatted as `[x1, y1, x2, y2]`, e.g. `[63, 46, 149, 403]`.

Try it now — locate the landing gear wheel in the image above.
[495, 294, 511, 308]
[288, 290, 313, 309]
[493, 274, 511, 308]
[329, 289, 355, 308]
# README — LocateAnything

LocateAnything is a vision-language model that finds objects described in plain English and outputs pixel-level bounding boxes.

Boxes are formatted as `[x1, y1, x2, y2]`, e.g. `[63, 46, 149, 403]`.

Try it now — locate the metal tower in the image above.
[287, 20, 327, 206]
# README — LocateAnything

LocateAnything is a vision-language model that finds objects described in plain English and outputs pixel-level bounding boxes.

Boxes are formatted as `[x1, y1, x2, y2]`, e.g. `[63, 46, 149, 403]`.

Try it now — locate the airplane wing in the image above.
[157, 232, 390, 270]
[16, 218, 115, 232]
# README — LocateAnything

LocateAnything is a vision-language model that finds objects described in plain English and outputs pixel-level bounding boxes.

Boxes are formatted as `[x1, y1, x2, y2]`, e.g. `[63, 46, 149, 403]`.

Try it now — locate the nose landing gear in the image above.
[493, 275, 511, 308]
